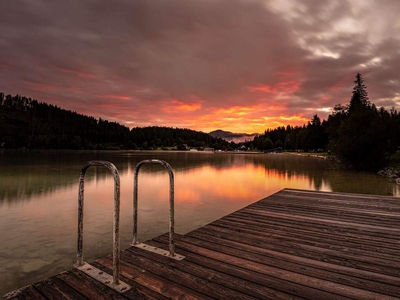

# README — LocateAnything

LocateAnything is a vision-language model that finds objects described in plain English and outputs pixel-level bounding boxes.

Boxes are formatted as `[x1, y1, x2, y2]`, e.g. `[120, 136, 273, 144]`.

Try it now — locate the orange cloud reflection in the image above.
[175, 163, 330, 205]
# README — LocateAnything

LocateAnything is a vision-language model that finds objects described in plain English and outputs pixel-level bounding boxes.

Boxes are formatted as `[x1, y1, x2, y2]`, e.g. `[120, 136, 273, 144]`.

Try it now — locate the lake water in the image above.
[0, 150, 399, 295]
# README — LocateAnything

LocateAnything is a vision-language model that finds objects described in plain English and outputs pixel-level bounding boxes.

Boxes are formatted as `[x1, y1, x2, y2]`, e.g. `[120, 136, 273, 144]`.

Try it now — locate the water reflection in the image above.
[2, 151, 398, 205]
[0, 150, 399, 295]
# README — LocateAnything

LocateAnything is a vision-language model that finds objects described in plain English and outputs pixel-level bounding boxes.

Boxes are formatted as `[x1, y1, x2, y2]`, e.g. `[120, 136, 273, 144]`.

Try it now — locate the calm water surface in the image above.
[0, 150, 399, 295]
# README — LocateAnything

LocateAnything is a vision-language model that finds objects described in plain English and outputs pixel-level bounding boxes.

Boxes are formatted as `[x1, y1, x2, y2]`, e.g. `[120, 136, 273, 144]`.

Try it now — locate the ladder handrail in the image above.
[132, 159, 175, 257]
[76, 160, 122, 286]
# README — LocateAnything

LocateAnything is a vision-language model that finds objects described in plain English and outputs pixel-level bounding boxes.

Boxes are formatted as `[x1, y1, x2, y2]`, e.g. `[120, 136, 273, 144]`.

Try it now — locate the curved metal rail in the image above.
[131, 159, 184, 260]
[75, 161, 131, 293]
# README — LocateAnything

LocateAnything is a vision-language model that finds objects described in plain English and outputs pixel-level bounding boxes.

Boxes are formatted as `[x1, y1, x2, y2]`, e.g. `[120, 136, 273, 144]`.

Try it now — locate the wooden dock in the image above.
[4, 189, 400, 299]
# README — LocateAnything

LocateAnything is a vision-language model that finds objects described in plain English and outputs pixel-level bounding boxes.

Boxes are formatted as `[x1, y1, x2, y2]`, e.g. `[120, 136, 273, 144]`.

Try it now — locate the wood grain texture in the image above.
[4, 189, 400, 299]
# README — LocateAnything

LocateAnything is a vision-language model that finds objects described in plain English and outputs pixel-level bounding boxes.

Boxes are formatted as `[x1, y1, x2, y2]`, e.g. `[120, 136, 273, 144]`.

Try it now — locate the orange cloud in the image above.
[223, 117, 243, 121]
[248, 85, 276, 93]
[163, 99, 202, 113]
[259, 104, 287, 111]
[216, 106, 256, 115]
[279, 115, 308, 121]
[319, 95, 332, 104]
[248, 115, 309, 130]
[248, 80, 300, 94]
[96, 94, 131, 100]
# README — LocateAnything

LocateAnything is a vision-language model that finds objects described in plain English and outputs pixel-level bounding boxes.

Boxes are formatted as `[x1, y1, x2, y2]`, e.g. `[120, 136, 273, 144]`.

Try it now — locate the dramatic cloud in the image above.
[1, 0, 399, 133]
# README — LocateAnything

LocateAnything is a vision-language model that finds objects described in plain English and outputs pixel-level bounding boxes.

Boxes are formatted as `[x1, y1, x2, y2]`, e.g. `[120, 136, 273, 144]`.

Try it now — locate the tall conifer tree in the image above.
[349, 73, 370, 113]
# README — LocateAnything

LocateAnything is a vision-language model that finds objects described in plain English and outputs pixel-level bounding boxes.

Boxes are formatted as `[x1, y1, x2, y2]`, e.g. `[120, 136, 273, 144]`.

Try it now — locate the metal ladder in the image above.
[131, 159, 184, 261]
[74, 159, 184, 293]
[74, 161, 131, 293]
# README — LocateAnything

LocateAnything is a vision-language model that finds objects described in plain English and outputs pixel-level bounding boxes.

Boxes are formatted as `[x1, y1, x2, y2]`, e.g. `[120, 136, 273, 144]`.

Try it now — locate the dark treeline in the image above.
[250, 114, 329, 153]
[247, 73, 400, 171]
[0, 93, 230, 150]
[131, 126, 231, 150]
[1, 73, 399, 170]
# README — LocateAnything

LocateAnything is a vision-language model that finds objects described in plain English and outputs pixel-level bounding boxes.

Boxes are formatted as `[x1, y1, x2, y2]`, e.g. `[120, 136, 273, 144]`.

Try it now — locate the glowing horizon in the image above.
[1, 1, 399, 134]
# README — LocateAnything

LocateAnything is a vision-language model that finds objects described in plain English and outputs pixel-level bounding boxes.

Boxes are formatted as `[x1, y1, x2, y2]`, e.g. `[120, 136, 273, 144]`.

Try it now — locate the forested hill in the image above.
[245, 73, 400, 171]
[209, 129, 257, 143]
[0, 92, 230, 150]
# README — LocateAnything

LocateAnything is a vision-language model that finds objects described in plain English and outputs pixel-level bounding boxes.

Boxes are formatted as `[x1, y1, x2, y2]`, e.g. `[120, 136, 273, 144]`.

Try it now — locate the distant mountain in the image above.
[209, 129, 257, 143]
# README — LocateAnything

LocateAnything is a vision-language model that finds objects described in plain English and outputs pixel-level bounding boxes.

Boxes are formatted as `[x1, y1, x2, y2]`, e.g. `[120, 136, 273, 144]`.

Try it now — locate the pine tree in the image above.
[329, 73, 395, 171]
[349, 73, 370, 113]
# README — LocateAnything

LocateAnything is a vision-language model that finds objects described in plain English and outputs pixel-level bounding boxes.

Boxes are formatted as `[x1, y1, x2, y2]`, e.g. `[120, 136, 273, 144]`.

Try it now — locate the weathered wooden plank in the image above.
[226, 211, 400, 244]
[252, 200, 400, 219]
[96, 255, 211, 300]
[144, 237, 305, 300]
[162, 234, 399, 300]
[91, 259, 169, 300]
[214, 222, 400, 277]
[204, 222, 400, 267]
[118, 248, 257, 300]
[248, 202, 400, 226]
[212, 218, 400, 259]
[154, 234, 362, 300]
[33, 277, 87, 300]
[3, 285, 46, 300]
[250, 190, 400, 215]
[57, 269, 129, 300]
[220, 213, 400, 243]
[282, 189, 400, 203]
[150, 235, 328, 300]
[236, 208, 400, 236]
[186, 227, 400, 298]
[253, 195, 400, 212]
[201, 223, 400, 284]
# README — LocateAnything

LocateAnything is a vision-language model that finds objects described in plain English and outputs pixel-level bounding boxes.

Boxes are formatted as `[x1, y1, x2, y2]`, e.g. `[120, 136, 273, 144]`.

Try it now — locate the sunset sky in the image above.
[1, 0, 400, 134]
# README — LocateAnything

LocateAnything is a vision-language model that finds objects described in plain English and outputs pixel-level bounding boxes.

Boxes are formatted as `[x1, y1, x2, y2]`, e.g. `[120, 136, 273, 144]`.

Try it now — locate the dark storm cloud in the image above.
[0, 0, 399, 132]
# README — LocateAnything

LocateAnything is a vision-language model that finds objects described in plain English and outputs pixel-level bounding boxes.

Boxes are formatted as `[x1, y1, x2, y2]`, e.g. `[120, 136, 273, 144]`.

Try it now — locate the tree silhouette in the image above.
[349, 72, 370, 113]
[329, 73, 396, 171]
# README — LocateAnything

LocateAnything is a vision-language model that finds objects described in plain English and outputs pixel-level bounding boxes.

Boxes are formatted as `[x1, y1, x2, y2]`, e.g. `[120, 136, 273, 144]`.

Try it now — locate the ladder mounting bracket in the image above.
[131, 242, 185, 260]
[75, 262, 131, 293]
